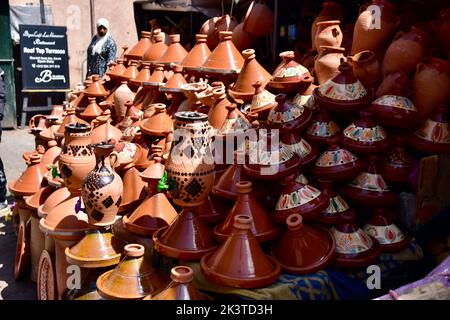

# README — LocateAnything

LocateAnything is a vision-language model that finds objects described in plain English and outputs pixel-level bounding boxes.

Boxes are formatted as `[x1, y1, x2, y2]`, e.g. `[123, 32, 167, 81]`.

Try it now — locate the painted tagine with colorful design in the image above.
[370, 94, 419, 129]
[267, 94, 312, 131]
[305, 110, 340, 146]
[316, 180, 354, 226]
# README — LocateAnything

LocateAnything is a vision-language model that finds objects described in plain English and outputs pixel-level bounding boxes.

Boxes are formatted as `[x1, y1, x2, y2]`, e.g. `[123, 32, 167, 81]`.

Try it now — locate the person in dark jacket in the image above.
[0, 67, 9, 214]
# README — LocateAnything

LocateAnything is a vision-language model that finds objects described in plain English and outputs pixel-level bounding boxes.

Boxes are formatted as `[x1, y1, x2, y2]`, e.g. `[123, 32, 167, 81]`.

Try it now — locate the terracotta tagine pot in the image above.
[314, 59, 371, 113]
[117, 164, 147, 214]
[193, 192, 231, 225]
[408, 104, 450, 154]
[314, 46, 346, 85]
[311, 1, 343, 51]
[339, 155, 398, 207]
[200, 15, 238, 50]
[153, 206, 218, 261]
[165, 111, 215, 207]
[270, 214, 335, 274]
[181, 34, 211, 73]
[123, 156, 177, 236]
[291, 82, 318, 112]
[231, 22, 256, 52]
[158, 34, 188, 66]
[146, 266, 211, 300]
[244, 130, 302, 181]
[214, 181, 280, 243]
[280, 128, 318, 168]
[340, 110, 391, 154]
[9, 153, 47, 197]
[81, 142, 123, 226]
[179, 81, 208, 112]
[40, 140, 61, 168]
[314, 20, 343, 52]
[143, 33, 168, 63]
[381, 135, 413, 185]
[229, 49, 272, 101]
[382, 26, 430, 76]
[310, 137, 365, 181]
[363, 208, 410, 252]
[65, 228, 125, 268]
[96, 243, 168, 300]
[200, 31, 244, 77]
[207, 87, 246, 129]
[267, 94, 312, 132]
[247, 81, 276, 119]
[159, 64, 187, 115]
[129, 62, 152, 97]
[54, 107, 89, 139]
[200, 215, 281, 289]
[80, 97, 103, 122]
[121, 60, 139, 83]
[370, 94, 419, 129]
[351, 0, 399, 56]
[243, 0, 274, 37]
[125, 31, 152, 61]
[37, 186, 71, 219]
[412, 57, 450, 120]
[348, 50, 381, 91]
[139, 104, 173, 138]
[272, 173, 329, 224]
[316, 180, 354, 226]
[330, 211, 381, 268]
[90, 111, 123, 145]
[376, 70, 411, 98]
[84, 74, 109, 98]
[268, 51, 313, 93]
[106, 58, 127, 80]
[305, 110, 340, 145]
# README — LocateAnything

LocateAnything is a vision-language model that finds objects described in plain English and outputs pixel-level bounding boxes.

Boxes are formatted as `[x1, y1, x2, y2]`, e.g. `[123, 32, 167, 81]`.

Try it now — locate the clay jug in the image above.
[349, 50, 381, 91]
[165, 111, 215, 207]
[432, 8, 450, 53]
[232, 22, 256, 51]
[81, 142, 123, 226]
[314, 20, 343, 52]
[311, 1, 343, 50]
[114, 80, 135, 121]
[382, 26, 430, 76]
[412, 58, 450, 120]
[314, 46, 345, 85]
[242, 1, 274, 37]
[351, 0, 399, 56]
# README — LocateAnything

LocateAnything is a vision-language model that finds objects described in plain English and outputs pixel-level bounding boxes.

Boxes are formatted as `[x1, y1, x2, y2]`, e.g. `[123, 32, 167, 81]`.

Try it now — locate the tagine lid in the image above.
[201, 31, 245, 75]
[305, 110, 341, 144]
[272, 173, 329, 223]
[267, 94, 312, 131]
[37, 186, 71, 218]
[316, 180, 353, 225]
[139, 104, 173, 137]
[120, 60, 139, 81]
[216, 104, 251, 137]
[80, 97, 103, 119]
[280, 129, 319, 167]
[106, 59, 127, 80]
[331, 211, 381, 268]
[24, 185, 55, 211]
[90, 111, 123, 145]
[125, 31, 152, 60]
[409, 105, 450, 154]
[158, 34, 188, 65]
[212, 151, 249, 200]
[153, 208, 219, 261]
[159, 64, 187, 93]
[249, 81, 277, 114]
[181, 34, 211, 70]
[55, 107, 89, 137]
[340, 111, 392, 154]
[143, 33, 168, 62]
[65, 229, 125, 268]
[96, 244, 168, 300]
[143, 64, 166, 87]
[269, 51, 313, 89]
[8, 153, 47, 197]
[83, 75, 109, 97]
[214, 181, 280, 243]
[200, 215, 281, 289]
[40, 140, 61, 167]
[129, 62, 152, 86]
[363, 208, 410, 252]
[270, 214, 335, 274]
[310, 136, 365, 181]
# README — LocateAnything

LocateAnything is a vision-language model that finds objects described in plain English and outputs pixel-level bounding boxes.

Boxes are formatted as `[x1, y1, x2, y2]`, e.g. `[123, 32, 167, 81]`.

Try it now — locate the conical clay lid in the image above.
[158, 34, 188, 65]
[181, 34, 211, 71]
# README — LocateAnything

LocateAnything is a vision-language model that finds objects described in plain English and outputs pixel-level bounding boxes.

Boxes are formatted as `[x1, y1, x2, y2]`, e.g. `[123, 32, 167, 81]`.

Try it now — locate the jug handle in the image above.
[393, 31, 404, 42]
[416, 62, 425, 74]
[109, 151, 120, 169]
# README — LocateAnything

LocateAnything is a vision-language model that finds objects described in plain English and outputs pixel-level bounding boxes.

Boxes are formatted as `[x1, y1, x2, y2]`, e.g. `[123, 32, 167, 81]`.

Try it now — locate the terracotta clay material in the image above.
[106, 58, 127, 80]
[200, 215, 281, 289]
[272, 173, 329, 224]
[331, 211, 381, 268]
[9, 153, 47, 197]
[229, 49, 272, 101]
[339, 155, 398, 208]
[248, 81, 276, 119]
[147, 266, 211, 300]
[270, 214, 335, 274]
[207, 87, 246, 129]
[243, 1, 274, 37]
[268, 51, 313, 93]
[83, 75, 109, 98]
[281, 129, 318, 168]
[37, 250, 57, 300]
[121, 60, 139, 81]
[310, 137, 365, 182]
[80, 97, 103, 122]
[125, 31, 152, 61]
[159, 64, 187, 93]
[232, 22, 256, 52]
[314, 46, 345, 85]
[340, 111, 392, 154]
[408, 104, 450, 154]
[37, 187, 71, 219]
[153, 207, 218, 260]
[118, 165, 147, 214]
[313, 60, 372, 113]
[311, 1, 343, 50]
[381, 135, 413, 185]
[143, 33, 168, 63]
[316, 180, 354, 226]
[267, 94, 312, 132]
[193, 194, 230, 225]
[214, 181, 280, 243]
[25, 185, 56, 215]
[314, 20, 343, 51]
[432, 7, 450, 53]
[349, 50, 381, 91]
[305, 110, 341, 145]
[14, 220, 31, 280]
[158, 34, 188, 66]
[139, 104, 173, 137]
[96, 243, 168, 300]
[114, 80, 135, 120]
[181, 34, 211, 72]
[370, 94, 419, 129]
[376, 70, 411, 98]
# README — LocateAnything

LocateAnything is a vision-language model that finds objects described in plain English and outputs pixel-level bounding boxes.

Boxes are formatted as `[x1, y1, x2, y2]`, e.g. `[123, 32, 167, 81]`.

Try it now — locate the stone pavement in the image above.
[0, 128, 37, 299]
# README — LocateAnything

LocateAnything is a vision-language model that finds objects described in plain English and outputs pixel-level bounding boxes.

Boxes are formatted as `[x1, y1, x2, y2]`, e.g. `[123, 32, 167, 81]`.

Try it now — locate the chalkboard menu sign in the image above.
[19, 24, 70, 91]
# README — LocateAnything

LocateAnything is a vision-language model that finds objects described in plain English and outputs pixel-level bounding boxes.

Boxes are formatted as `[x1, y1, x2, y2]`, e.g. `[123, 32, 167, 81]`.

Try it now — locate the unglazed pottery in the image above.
[376, 70, 411, 97]
[214, 181, 280, 243]
[54, 107, 89, 139]
[96, 244, 168, 300]
[311, 1, 343, 50]
[408, 105, 450, 154]
[314, 46, 345, 85]
[37, 250, 57, 300]
[314, 20, 342, 52]
[106, 58, 127, 80]
[305, 110, 340, 145]
[158, 34, 188, 66]
[370, 94, 418, 129]
[121, 60, 139, 82]
[140, 104, 173, 138]
[349, 50, 381, 91]
[153, 207, 218, 260]
[117, 165, 147, 214]
[330, 211, 381, 268]
[270, 214, 335, 274]
[200, 215, 281, 288]
[232, 22, 256, 51]
[340, 111, 391, 154]
[207, 87, 246, 129]
[310, 137, 365, 181]
[165, 111, 215, 207]
[272, 173, 329, 223]
[339, 156, 398, 207]
[83, 74, 109, 98]
[143, 33, 168, 63]
[114, 81, 135, 121]
[81, 142, 123, 226]
[181, 34, 211, 73]
[80, 97, 103, 122]
[9, 153, 46, 197]
[90, 111, 123, 145]
[267, 94, 312, 131]
[316, 180, 354, 226]
[363, 208, 410, 252]
[125, 31, 152, 61]
[314, 60, 371, 113]
[268, 51, 313, 93]
[243, 1, 274, 37]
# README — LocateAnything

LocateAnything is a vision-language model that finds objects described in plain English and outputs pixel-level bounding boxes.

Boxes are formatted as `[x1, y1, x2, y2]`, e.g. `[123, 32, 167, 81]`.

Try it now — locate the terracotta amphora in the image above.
[314, 20, 343, 52]
[311, 1, 343, 50]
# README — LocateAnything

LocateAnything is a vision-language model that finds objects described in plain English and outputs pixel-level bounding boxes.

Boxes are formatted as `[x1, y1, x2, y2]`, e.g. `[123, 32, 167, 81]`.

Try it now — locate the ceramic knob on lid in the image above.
[316, 179, 353, 226]
[269, 51, 313, 93]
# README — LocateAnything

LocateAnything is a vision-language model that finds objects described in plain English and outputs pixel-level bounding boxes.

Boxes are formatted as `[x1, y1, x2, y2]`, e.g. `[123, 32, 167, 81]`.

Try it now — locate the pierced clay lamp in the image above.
[270, 214, 335, 274]
[200, 215, 281, 289]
